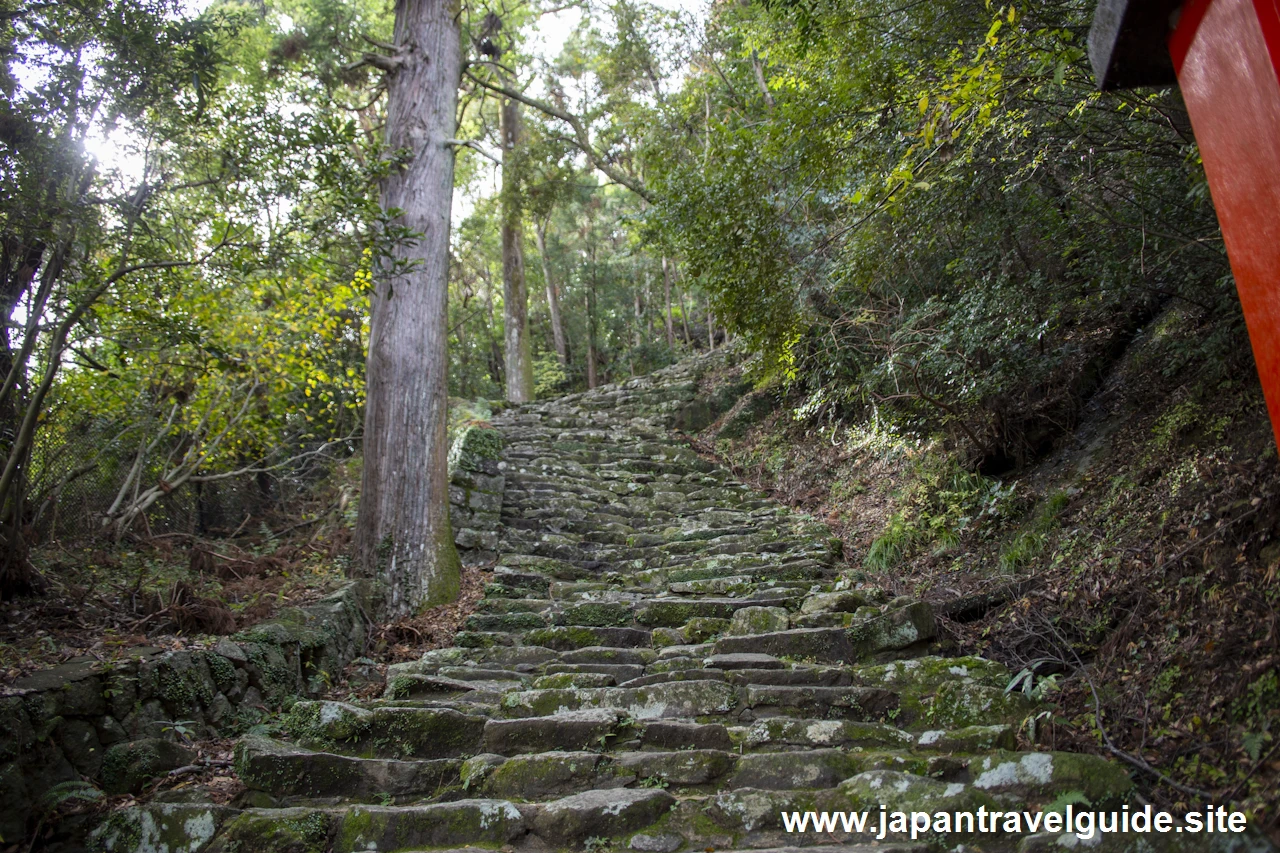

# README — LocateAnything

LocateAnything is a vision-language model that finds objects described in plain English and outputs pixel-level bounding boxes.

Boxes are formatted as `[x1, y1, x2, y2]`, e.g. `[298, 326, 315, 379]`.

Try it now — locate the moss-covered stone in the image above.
[705, 788, 815, 832]
[968, 751, 1135, 805]
[501, 680, 738, 721]
[637, 599, 734, 627]
[450, 424, 506, 471]
[460, 753, 506, 790]
[726, 606, 790, 636]
[617, 749, 737, 786]
[651, 627, 687, 647]
[234, 735, 462, 800]
[481, 751, 603, 798]
[553, 602, 635, 628]
[523, 626, 651, 651]
[845, 600, 937, 658]
[916, 724, 1016, 752]
[101, 739, 195, 795]
[928, 681, 1033, 728]
[800, 590, 876, 615]
[90, 803, 230, 853]
[682, 617, 731, 644]
[463, 611, 547, 632]
[859, 655, 1011, 691]
[740, 718, 914, 751]
[285, 702, 484, 759]
[335, 800, 526, 850]
[832, 770, 998, 838]
[532, 672, 615, 689]
[532, 788, 675, 845]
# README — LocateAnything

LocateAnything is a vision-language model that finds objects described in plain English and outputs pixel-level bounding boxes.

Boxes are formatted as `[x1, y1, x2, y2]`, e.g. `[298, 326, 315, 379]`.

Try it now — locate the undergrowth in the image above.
[698, 307, 1280, 841]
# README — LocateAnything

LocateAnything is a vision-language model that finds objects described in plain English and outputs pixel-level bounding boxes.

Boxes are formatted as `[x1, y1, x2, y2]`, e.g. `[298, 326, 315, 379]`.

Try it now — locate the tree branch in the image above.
[445, 138, 500, 164]
[462, 67, 653, 202]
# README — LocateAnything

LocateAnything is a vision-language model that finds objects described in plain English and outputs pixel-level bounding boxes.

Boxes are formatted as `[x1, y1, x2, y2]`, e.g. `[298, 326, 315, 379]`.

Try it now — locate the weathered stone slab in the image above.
[235, 736, 461, 800]
[532, 788, 675, 845]
[484, 709, 623, 755]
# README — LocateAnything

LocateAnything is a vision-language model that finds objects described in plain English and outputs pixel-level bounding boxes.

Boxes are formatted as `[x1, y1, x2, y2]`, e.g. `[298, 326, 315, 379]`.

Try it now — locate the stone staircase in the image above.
[92, 357, 1233, 853]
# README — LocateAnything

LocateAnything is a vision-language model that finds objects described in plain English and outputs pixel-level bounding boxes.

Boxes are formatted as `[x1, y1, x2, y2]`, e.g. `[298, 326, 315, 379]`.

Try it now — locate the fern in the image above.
[39, 781, 104, 814]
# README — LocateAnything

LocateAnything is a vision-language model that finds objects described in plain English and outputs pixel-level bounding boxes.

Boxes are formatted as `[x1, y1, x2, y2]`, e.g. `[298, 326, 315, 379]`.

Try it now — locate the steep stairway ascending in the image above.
[93, 356, 1214, 853]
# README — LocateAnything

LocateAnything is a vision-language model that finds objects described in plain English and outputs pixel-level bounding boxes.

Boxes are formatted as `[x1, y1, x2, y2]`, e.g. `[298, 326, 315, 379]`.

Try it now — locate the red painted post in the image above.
[1092, 0, 1280, 446]
[1172, 0, 1280, 446]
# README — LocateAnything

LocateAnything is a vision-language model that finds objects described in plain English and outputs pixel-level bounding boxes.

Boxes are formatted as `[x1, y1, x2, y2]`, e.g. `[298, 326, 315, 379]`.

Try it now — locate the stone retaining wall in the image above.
[0, 414, 505, 844]
[0, 581, 370, 842]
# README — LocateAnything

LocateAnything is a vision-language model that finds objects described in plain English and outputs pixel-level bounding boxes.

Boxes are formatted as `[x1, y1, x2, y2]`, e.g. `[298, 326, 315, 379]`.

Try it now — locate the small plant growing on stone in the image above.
[160, 719, 197, 743]
[639, 775, 670, 789]
[1044, 790, 1091, 814]
[583, 836, 613, 853]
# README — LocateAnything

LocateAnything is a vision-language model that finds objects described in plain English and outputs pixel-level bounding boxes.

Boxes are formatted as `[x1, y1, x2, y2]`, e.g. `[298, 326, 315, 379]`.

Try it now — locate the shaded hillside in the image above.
[694, 305, 1280, 839]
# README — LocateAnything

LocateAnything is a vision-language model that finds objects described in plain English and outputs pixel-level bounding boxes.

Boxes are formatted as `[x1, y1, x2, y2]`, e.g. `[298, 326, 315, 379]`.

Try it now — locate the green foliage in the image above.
[38, 780, 105, 813]
[865, 456, 1018, 570]
[998, 491, 1068, 573]
[638, 0, 1230, 471]
[1044, 790, 1092, 815]
[533, 352, 569, 399]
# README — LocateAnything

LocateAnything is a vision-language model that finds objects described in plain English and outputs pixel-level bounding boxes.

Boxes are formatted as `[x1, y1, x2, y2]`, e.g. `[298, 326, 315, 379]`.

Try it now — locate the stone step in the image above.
[500, 679, 741, 720]
[283, 701, 486, 759]
[234, 736, 462, 801]
[212, 800, 528, 852]
[544, 661, 646, 682]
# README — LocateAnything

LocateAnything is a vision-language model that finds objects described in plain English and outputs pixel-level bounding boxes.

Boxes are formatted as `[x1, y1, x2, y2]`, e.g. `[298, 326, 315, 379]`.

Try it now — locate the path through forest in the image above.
[94, 358, 1257, 853]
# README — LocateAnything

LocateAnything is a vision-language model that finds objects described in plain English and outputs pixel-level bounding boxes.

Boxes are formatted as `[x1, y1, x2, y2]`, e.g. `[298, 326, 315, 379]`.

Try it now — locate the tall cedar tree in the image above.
[355, 0, 463, 616]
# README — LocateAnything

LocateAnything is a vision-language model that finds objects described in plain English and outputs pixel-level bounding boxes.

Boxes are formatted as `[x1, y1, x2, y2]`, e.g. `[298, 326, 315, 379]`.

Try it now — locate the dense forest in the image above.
[2, 0, 1277, 847]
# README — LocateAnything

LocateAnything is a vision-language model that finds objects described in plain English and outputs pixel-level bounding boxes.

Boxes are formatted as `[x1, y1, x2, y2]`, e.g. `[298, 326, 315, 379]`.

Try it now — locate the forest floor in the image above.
[0, 536, 349, 685]
[0, 532, 494, 692]
[690, 316, 1280, 840]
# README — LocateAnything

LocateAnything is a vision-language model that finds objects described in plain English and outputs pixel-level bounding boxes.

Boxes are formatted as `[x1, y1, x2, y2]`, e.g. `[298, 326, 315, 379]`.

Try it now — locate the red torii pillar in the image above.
[1091, 0, 1280, 446]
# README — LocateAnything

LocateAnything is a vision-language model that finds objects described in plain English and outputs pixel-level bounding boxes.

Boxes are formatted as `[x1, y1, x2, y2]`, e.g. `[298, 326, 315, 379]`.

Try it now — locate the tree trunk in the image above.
[673, 262, 692, 346]
[707, 300, 715, 351]
[355, 0, 462, 618]
[634, 275, 644, 349]
[586, 260, 599, 389]
[481, 263, 503, 387]
[535, 222, 567, 366]
[662, 256, 674, 348]
[501, 91, 533, 403]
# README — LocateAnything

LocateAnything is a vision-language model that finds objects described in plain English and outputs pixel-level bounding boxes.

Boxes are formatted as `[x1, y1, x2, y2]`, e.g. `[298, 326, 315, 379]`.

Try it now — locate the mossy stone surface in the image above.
[928, 681, 1034, 728]
[968, 751, 1135, 804]
[726, 606, 790, 636]
[101, 738, 195, 795]
[481, 750, 603, 798]
[682, 617, 731, 644]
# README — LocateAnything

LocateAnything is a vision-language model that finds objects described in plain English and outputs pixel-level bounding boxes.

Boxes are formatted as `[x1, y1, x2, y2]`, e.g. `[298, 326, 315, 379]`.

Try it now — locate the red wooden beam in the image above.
[1091, 0, 1280, 447]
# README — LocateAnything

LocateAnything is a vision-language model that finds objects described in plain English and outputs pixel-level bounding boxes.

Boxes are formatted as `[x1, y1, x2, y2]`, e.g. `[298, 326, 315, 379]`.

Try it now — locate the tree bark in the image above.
[355, 0, 462, 618]
[662, 256, 674, 348]
[677, 266, 692, 346]
[634, 274, 644, 349]
[501, 90, 533, 403]
[535, 221, 567, 366]
[707, 299, 715, 351]
[481, 263, 504, 387]
[586, 257, 599, 389]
